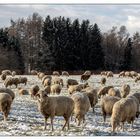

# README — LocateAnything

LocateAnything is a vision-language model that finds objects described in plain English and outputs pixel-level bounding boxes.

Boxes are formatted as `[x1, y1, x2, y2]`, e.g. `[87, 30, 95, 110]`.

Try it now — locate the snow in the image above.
[0, 74, 140, 136]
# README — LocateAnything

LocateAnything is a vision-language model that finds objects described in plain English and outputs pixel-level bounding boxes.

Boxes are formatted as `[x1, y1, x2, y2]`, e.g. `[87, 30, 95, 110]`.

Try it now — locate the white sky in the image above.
[0, 4, 140, 35]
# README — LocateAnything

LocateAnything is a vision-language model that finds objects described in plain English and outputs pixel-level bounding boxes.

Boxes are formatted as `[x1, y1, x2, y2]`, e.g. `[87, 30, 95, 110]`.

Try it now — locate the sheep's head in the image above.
[36, 90, 48, 103]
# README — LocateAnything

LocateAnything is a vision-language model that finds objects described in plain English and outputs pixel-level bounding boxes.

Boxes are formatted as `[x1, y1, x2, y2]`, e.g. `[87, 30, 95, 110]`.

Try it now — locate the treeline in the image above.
[0, 13, 140, 73]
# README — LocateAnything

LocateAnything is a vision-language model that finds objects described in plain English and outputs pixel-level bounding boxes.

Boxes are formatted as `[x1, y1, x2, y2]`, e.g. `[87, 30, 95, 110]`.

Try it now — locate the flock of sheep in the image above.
[0, 69, 140, 135]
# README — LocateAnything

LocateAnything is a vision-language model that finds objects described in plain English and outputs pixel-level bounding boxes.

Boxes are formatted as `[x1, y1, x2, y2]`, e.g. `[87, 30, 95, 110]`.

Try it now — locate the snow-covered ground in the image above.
[0, 74, 140, 136]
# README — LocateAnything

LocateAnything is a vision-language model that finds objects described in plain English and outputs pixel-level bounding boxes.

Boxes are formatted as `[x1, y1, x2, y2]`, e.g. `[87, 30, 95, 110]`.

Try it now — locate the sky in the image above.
[0, 4, 140, 35]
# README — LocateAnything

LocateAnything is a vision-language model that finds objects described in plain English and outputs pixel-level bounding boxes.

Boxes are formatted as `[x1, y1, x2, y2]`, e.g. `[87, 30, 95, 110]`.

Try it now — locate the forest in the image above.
[0, 12, 140, 73]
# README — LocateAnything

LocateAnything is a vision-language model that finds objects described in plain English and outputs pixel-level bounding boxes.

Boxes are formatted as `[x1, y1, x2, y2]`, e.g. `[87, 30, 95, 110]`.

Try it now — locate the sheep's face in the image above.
[36, 90, 48, 103]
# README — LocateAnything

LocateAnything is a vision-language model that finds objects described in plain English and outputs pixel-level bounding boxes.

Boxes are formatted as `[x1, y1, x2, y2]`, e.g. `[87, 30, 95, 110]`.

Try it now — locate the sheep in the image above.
[81, 74, 91, 82]
[120, 84, 130, 98]
[101, 96, 120, 122]
[118, 71, 125, 77]
[1, 73, 7, 81]
[51, 77, 63, 87]
[100, 77, 106, 85]
[71, 92, 90, 126]
[135, 76, 140, 83]
[130, 71, 138, 78]
[68, 83, 89, 95]
[12, 71, 16, 77]
[42, 75, 52, 85]
[62, 71, 69, 77]
[51, 84, 62, 95]
[108, 88, 121, 98]
[111, 96, 139, 132]
[98, 86, 114, 98]
[107, 71, 113, 78]
[18, 87, 28, 95]
[18, 77, 27, 85]
[52, 71, 60, 76]
[0, 92, 13, 121]
[66, 79, 79, 88]
[101, 71, 108, 76]
[2, 70, 12, 75]
[4, 77, 20, 88]
[38, 72, 45, 80]
[0, 88, 15, 100]
[36, 90, 74, 131]
[29, 85, 40, 99]
[124, 71, 132, 78]
[83, 70, 92, 75]
[43, 78, 51, 87]
[30, 70, 38, 75]
[82, 87, 98, 113]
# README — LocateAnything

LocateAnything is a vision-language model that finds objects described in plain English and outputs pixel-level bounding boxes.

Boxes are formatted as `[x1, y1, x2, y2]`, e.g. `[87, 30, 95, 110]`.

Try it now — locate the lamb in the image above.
[118, 71, 125, 77]
[36, 90, 74, 131]
[2, 70, 12, 75]
[29, 85, 40, 99]
[30, 70, 38, 75]
[71, 92, 90, 126]
[100, 77, 106, 85]
[82, 87, 98, 113]
[98, 86, 114, 98]
[51, 84, 62, 95]
[101, 96, 120, 122]
[62, 71, 69, 76]
[66, 79, 79, 88]
[107, 71, 113, 78]
[18, 87, 29, 95]
[52, 71, 60, 76]
[0, 92, 13, 121]
[18, 77, 27, 85]
[0, 88, 15, 100]
[111, 96, 139, 132]
[108, 88, 121, 98]
[1, 73, 7, 81]
[12, 71, 16, 77]
[120, 84, 130, 98]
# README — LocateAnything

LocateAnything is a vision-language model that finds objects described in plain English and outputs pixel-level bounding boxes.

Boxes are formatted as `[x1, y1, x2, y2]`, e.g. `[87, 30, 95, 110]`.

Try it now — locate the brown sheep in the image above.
[67, 79, 79, 88]
[82, 87, 98, 113]
[29, 85, 40, 99]
[81, 74, 91, 82]
[18, 77, 27, 85]
[120, 84, 130, 98]
[108, 88, 121, 98]
[101, 96, 120, 122]
[0, 93, 13, 121]
[18, 87, 28, 95]
[98, 86, 114, 98]
[100, 77, 106, 85]
[51, 84, 62, 95]
[62, 71, 69, 76]
[36, 90, 74, 131]
[4, 77, 19, 88]
[52, 71, 60, 76]
[71, 92, 90, 126]
[111, 96, 139, 132]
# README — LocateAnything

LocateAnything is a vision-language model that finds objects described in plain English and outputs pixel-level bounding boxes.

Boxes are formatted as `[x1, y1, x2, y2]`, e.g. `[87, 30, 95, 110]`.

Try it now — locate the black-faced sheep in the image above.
[36, 90, 74, 131]
[1, 73, 7, 81]
[18, 77, 27, 85]
[100, 77, 106, 85]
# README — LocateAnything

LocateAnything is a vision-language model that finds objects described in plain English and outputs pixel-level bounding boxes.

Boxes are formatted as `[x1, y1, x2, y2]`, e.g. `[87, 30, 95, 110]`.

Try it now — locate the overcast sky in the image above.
[0, 4, 140, 35]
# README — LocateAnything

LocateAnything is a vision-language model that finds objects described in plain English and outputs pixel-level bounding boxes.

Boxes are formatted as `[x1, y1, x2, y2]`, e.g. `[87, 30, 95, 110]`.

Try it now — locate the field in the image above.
[0, 74, 140, 136]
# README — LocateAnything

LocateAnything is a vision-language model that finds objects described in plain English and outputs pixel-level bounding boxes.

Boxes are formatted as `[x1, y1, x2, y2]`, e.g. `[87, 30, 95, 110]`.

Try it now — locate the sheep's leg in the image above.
[122, 122, 125, 131]
[3, 112, 8, 122]
[44, 116, 49, 130]
[92, 107, 95, 113]
[62, 117, 68, 131]
[50, 116, 54, 131]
